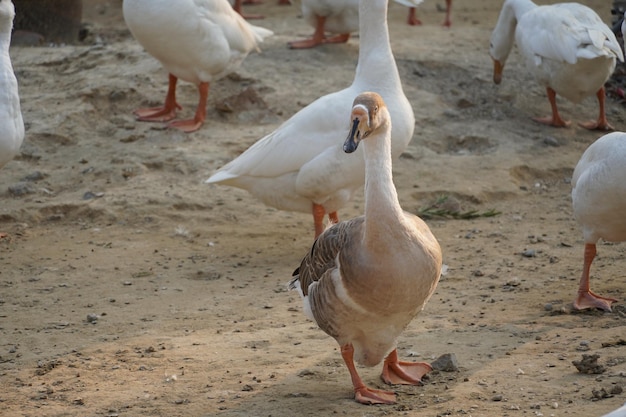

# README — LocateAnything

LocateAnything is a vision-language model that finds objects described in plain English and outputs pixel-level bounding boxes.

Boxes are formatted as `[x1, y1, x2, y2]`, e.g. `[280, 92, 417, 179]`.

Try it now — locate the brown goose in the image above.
[290, 92, 442, 405]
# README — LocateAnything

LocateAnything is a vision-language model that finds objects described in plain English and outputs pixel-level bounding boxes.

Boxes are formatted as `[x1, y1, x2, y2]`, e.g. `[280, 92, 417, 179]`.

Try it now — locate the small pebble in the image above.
[431, 353, 459, 372]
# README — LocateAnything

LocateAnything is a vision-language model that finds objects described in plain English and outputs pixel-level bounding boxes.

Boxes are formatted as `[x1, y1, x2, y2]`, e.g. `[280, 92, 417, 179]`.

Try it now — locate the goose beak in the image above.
[493, 59, 504, 85]
[343, 117, 362, 153]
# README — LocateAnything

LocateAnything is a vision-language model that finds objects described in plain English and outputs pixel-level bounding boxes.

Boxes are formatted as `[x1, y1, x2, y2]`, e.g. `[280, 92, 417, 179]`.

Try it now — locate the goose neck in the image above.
[491, 0, 536, 62]
[355, 0, 398, 87]
[362, 124, 404, 240]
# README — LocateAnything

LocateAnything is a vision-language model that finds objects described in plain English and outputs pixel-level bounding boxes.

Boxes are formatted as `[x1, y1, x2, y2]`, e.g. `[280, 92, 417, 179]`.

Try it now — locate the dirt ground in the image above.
[1, 0, 625, 416]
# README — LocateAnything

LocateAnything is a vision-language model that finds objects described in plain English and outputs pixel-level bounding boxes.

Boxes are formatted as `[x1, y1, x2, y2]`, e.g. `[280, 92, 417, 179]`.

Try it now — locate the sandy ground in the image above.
[1, 0, 625, 416]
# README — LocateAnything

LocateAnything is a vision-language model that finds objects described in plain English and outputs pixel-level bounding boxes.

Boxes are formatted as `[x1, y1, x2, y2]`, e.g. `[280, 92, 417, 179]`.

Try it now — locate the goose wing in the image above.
[290, 217, 364, 296]
[519, 4, 623, 65]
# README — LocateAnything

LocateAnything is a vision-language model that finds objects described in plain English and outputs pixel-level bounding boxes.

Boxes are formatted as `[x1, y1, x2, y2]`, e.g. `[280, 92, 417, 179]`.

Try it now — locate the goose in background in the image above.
[489, 0, 623, 130]
[288, 0, 424, 49]
[290, 92, 442, 405]
[123, 0, 273, 133]
[571, 131, 626, 311]
[0, 0, 24, 239]
[231, 0, 291, 20]
[287, 0, 359, 49]
[207, 0, 415, 238]
[398, 0, 452, 27]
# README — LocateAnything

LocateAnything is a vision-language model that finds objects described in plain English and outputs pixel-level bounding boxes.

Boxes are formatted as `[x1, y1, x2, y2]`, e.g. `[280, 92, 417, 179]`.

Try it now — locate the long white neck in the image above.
[354, 0, 401, 92]
[491, 0, 537, 63]
[0, 18, 12, 54]
[362, 113, 405, 245]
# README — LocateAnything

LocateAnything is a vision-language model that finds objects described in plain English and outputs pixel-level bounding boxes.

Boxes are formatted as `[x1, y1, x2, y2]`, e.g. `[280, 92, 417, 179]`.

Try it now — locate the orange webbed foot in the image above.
[382, 350, 432, 385]
[354, 386, 396, 405]
[288, 38, 323, 49]
[574, 291, 617, 312]
[578, 120, 614, 132]
[322, 33, 350, 44]
[168, 118, 204, 133]
[532, 115, 570, 128]
[134, 104, 181, 122]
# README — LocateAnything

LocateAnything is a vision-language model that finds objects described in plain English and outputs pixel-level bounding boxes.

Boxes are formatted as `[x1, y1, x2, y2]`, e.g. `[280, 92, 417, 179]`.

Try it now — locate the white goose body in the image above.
[291, 92, 442, 405]
[122, 0, 273, 132]
[489, 0, 623, 129]
[295, 0, 424, 39]
[571, 132, 626, 310]
[207, 0, 415, 237]
[300, 0, 360, 35]
[0, 0, 23, 169]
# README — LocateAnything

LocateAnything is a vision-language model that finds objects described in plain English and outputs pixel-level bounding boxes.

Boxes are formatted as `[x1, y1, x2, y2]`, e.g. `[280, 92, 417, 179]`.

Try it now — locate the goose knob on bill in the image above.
[123, 0, 273, 133]
[489, 0, 623, 130]
[289, 92, 442, 405]
[571, 131, 626, 311]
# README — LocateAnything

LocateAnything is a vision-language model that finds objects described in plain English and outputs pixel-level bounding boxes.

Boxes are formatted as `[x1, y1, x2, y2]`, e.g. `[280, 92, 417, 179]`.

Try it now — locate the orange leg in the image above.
[407, 7, 422, 26]
[167, 81, 209, 133]
[312, 204, 339, 238]
[573, 243, 618, 311]
[442, 0, 452, 27]
[579, 88, 614, 131]
[381, 349, 432, 385]
[233, 0, 264, 19]
[288, 15, 350, 49]
[533, 87, 570, 128]
[341, 344, 396, 405]
[134, 73, 182, 122]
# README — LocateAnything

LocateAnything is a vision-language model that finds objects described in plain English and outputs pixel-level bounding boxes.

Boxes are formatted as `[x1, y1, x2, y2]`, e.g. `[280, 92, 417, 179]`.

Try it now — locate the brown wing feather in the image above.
[290, 217, 365, 296]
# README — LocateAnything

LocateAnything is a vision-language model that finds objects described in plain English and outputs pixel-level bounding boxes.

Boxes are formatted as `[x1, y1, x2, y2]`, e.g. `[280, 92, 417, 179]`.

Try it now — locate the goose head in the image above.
[489, 0, 519, 85]
[489, 32, 513, 85]
[343, 92, 388, 154]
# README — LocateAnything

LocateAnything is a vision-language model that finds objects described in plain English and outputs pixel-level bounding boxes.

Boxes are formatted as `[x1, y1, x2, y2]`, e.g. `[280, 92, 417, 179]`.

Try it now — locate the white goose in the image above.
[290, 92, 442, 405]
[0, 0, 23, 239]
[397, 0, 452, 27]
[489, 0, 623, 130]
[207, 0, 415, 238]
[288, 0, 424, 49]
[0, 0, 23, 169]
[122, 0, 273, 133]
[288, 0, 359, 49]
[571, 131, 626, 311]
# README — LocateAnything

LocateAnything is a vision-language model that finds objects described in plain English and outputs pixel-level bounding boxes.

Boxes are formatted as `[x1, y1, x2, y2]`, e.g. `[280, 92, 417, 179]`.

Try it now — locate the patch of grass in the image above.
[417, 195, 501, 220]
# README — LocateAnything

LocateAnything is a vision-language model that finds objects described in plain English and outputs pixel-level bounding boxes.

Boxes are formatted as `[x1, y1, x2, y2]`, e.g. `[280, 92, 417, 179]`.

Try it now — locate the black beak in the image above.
[343, 117, 361, 153]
